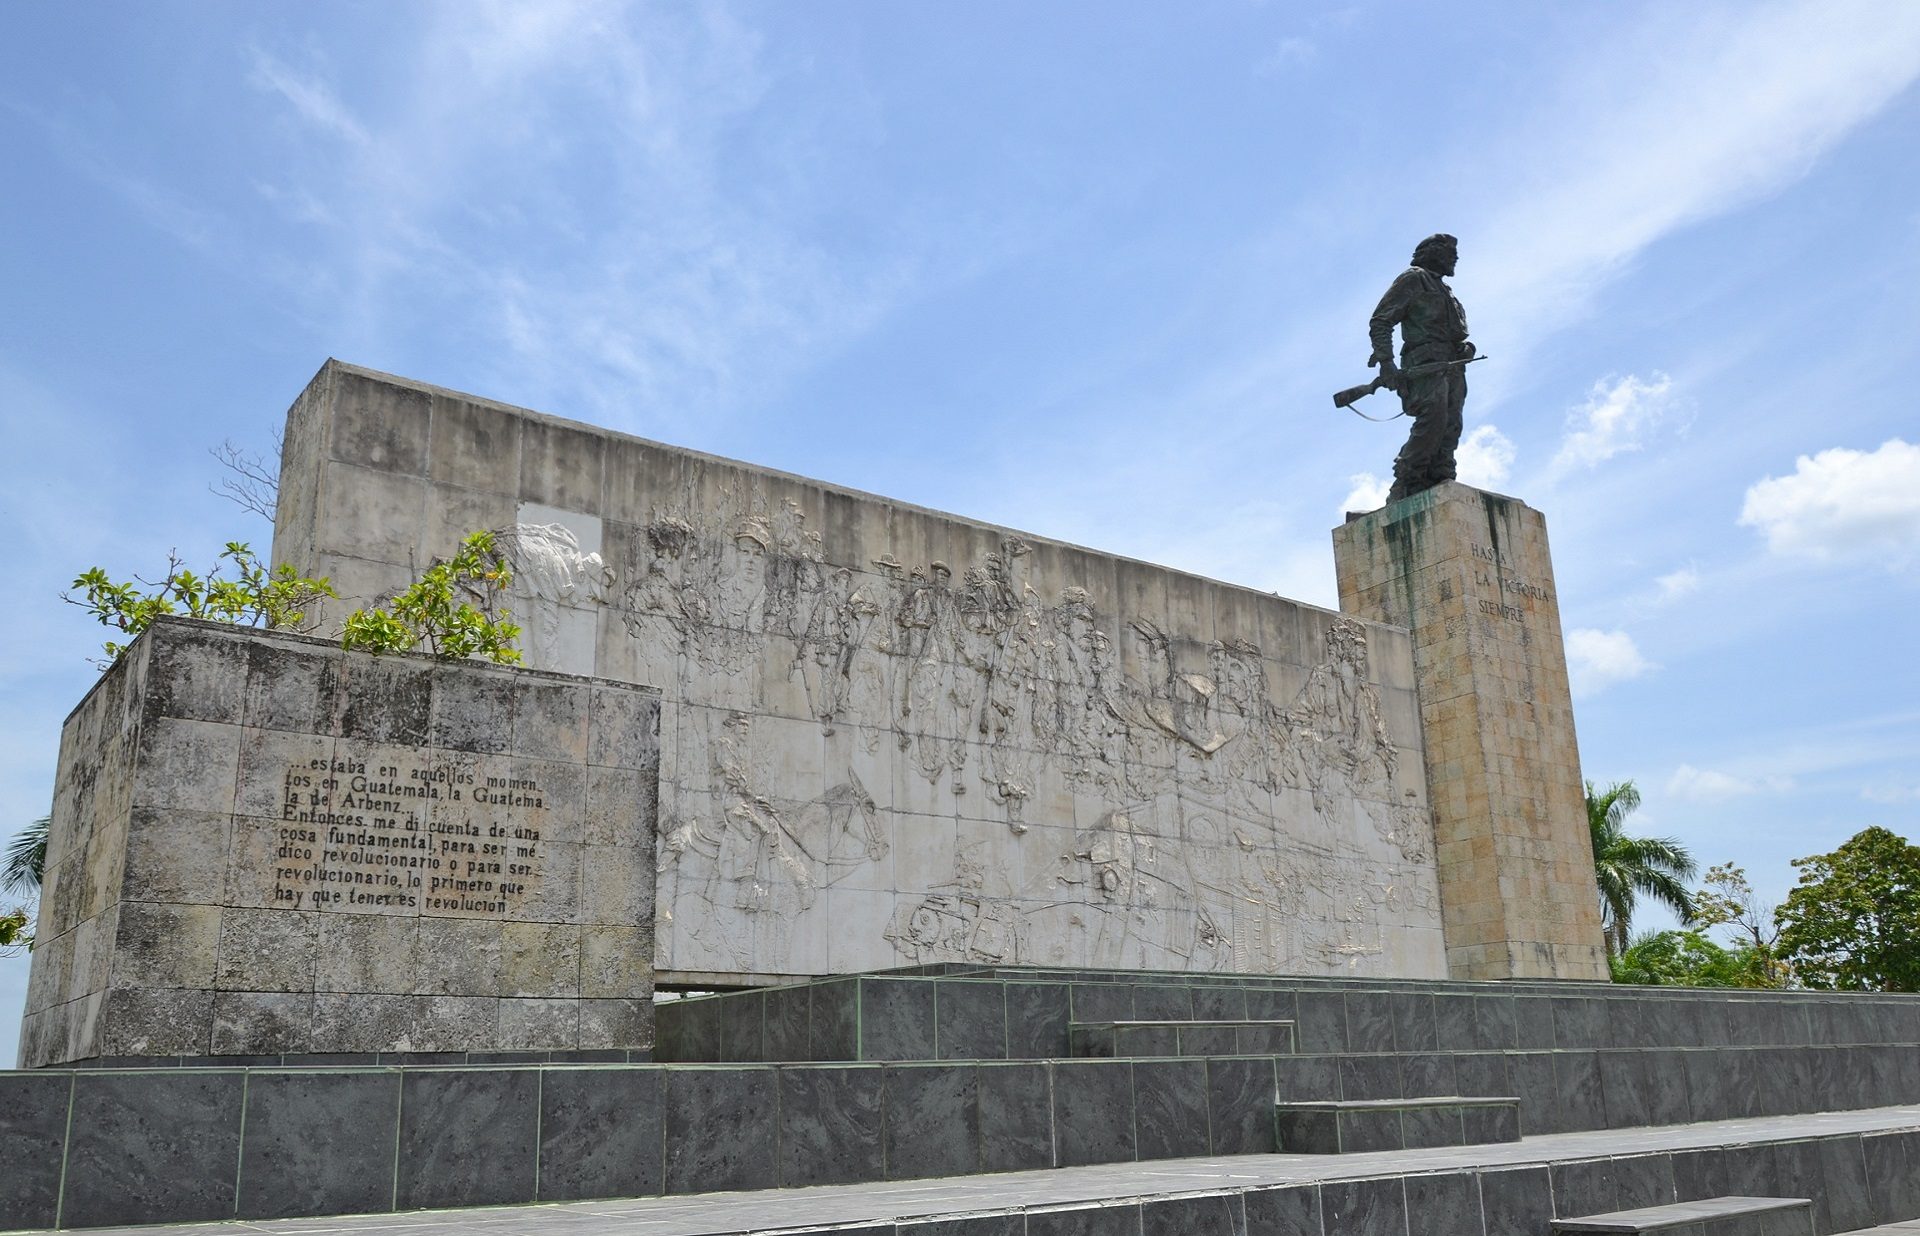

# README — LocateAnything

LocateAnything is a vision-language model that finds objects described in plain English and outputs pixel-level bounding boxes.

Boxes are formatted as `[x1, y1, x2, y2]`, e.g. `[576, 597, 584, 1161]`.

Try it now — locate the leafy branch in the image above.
[0, 907, 28, 955]
[63, 542, 335, 667]
[341, 530, 522, 664]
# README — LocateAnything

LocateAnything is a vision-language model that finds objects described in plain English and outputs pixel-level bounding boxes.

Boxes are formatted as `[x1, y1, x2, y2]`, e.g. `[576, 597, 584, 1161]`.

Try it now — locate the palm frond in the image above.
[1584, 778, 1697, 956]
[3, 816, 49, 896]
[1630, 867, 1697, 923]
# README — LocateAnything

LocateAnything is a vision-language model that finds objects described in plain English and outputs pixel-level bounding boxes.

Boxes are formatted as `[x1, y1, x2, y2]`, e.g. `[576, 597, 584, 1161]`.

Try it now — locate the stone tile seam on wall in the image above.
[388, 1067, 403, 1213]
[531, 1068, 544, 1203]
[230, 1070, 250, 1217]
[316, 361, 1401, 635]
[50, 1070, 77, 1230]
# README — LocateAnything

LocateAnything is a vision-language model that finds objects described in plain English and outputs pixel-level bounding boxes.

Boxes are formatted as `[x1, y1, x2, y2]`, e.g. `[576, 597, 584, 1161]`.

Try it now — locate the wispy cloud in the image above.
[1255, 37, 1317, 77]
[1467, 3, 1920, 368]
[240, 3, 929, 432]
[1738, 438, 1920, 567]
[246, 49, 370, 147]
[6, 103, 218, 250]
[1654, 710, 1920, 808]
[1667, 763, 1794, 803]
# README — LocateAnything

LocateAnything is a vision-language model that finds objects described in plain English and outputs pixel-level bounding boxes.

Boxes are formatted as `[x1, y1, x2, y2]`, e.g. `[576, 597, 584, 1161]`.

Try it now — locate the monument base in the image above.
[1334, 484, 1609, 982]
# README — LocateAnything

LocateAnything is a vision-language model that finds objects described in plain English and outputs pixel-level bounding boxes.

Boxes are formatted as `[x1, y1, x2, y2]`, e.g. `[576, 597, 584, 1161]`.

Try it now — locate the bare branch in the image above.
[209, 430, 282, 524]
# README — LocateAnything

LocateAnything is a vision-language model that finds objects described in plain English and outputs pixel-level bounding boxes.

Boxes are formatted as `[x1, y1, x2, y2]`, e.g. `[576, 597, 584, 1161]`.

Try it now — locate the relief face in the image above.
[518, 494, 1440, 978]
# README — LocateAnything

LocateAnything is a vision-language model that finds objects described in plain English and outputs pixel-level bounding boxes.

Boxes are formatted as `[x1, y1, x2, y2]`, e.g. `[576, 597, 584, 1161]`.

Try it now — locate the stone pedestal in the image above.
[1332, 483, 1608, 981]
[19, 618, 661, 1066]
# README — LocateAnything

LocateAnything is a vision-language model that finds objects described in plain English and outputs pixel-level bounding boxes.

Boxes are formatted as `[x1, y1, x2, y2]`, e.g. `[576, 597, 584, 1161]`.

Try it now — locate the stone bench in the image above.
[1275, 1095, 1520, 1153]
[1069, 1019, 1296, 1057]
[1552, 1196, 1813, 1235]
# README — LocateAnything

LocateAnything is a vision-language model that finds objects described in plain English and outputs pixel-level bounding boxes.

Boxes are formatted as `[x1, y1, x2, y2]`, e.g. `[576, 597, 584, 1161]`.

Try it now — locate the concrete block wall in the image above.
[270, 360, 1449, 985]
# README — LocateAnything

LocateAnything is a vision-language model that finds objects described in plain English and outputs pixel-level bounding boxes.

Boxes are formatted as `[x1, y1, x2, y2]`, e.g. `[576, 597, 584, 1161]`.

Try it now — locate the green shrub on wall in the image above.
[341, 530, 522, 665]
[64, 541, 334, 665]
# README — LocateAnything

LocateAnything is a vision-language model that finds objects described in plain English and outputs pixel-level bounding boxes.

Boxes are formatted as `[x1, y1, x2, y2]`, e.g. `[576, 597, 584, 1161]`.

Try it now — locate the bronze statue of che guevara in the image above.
[1367, 233, 1475, 502]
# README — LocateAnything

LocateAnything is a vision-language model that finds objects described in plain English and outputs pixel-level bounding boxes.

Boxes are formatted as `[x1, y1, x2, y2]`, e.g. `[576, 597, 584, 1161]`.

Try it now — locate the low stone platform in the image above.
[13, 1105, 1920, 1236]
[653, 967, 1920, 1138]
[10, 967, 1920, 1229]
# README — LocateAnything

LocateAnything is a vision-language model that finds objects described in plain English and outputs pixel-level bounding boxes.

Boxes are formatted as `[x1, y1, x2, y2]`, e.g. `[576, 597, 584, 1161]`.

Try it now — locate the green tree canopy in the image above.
[1609, 929, 1750, 987]
[1587, 778, 1697, 956]
[1776, 826, 1920, 992]
[1688, 862, 1788, 988]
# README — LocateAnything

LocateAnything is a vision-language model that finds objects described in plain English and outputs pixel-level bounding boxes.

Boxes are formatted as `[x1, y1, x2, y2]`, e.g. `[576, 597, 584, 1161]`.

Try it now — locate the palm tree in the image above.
[3, 815, 48, 897]
[1587, 780, 1696, 956]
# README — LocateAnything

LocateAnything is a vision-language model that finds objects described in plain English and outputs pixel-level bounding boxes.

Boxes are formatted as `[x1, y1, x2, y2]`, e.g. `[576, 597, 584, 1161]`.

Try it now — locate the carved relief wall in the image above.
[273, 362, 1448, 982]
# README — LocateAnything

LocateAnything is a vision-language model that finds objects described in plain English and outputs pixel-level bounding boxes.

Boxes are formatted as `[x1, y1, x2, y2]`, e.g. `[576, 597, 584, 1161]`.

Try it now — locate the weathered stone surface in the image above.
[19, 619, 660, 1065]
[273, 361, 1448, 985]
[1333, 482, 1609, 981]
[211, 992, 314, 1055]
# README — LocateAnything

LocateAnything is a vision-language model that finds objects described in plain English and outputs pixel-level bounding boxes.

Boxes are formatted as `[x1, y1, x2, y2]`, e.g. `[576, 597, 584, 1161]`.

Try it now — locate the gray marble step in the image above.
[1068, 1018, 1296, 1057]
[10, 1095, 1919, 1233]
[1275, 1095, 1521, 1153]
[657, 965, 1920, 1065]
[1552, 1195, 1813, 1235]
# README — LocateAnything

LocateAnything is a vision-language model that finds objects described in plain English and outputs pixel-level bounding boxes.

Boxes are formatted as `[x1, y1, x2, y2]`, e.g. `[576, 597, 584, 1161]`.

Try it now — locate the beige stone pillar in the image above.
[1332, 483, 1609, 981]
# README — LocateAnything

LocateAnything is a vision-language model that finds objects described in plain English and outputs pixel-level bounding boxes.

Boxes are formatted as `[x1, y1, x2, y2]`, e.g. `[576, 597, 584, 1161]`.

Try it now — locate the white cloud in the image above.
[1339, 473, 1390, 516]
[1655, 564, 1700, 603]
[1862, 782, 1920, 805]
[1666, 764, 1795, 803]
[1456, 424, 1516, 489]
[1565, 627, 1653, 697]
[1738, 439, 1920, 566]
[1548, 373, 1673, 475]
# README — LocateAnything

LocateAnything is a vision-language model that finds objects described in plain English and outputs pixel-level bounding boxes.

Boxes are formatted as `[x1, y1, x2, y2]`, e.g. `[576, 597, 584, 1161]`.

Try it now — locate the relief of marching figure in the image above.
[624, 490, 1441, 976]
[495, 521, 613, 675]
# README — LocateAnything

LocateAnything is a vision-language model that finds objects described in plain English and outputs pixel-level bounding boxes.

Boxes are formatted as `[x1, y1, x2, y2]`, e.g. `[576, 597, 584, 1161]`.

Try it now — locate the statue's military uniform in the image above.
[1369, 263, 1471, 501]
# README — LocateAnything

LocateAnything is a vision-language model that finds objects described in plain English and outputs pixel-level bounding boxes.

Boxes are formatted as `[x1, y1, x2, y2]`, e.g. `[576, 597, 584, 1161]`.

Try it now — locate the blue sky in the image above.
[4, 1, 1919, 1061]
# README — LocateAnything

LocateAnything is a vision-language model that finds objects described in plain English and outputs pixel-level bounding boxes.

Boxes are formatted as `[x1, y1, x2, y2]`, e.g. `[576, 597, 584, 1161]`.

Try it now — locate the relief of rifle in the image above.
[1333, 354, 1485, 419]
